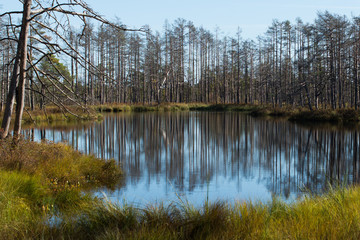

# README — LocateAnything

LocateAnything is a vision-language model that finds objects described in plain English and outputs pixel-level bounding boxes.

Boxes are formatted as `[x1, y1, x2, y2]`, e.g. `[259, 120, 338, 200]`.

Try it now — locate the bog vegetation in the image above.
[1, 140, 360, 239]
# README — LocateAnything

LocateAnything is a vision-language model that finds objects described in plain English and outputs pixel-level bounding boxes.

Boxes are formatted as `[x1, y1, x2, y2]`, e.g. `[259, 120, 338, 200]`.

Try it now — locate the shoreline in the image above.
[1, 103, 356, 126]
[95, 103, 360, 124]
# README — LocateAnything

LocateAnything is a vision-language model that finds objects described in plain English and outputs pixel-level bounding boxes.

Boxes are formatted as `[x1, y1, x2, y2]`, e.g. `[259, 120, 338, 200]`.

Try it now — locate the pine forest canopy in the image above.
[1, 0, 360, 137]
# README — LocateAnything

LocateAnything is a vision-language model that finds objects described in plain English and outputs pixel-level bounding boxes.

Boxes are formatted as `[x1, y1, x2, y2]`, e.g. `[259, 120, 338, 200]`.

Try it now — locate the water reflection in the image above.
[23, 112, 360, 204]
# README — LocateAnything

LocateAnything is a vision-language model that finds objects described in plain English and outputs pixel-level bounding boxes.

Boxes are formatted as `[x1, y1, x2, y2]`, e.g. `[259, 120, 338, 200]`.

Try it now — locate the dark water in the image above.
[23, 112, 360, 205]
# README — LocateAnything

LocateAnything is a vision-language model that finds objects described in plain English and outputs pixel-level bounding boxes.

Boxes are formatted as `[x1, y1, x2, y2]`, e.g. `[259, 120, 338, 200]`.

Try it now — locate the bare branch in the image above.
[0, 38, 18, 43]
[0, 11, 24, 18]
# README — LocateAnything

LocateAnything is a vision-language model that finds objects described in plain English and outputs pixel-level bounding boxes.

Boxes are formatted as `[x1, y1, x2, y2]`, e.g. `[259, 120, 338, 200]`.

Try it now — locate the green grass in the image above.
[1, 138, 360, 239]
[34, 186, 360, 239]
[0, 171, 45, 239]
[0, 139, 122, 189]
[94, 104, 131, 113]
[19, 105, 102, 125]
[0, 138, 123, 239]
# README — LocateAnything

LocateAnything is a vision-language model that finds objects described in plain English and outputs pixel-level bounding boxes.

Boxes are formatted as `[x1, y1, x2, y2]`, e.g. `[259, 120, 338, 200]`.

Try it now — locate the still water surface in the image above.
[23, 112, 360, 205]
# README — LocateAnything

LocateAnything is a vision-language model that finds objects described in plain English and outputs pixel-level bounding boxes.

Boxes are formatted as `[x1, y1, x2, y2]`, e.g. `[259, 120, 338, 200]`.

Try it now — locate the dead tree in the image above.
[0, 0, 145, 139]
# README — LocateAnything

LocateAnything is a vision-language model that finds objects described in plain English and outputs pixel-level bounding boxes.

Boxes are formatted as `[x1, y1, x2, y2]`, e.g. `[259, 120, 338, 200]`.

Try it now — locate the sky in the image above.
[1, 0, 360, 39]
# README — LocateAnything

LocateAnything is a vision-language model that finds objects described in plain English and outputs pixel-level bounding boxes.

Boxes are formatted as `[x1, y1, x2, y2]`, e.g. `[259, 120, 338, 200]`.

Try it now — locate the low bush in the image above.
[0, 138, 122, 190]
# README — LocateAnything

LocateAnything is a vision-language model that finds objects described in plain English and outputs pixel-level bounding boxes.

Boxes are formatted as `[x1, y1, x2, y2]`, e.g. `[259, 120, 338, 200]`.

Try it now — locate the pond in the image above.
[23, 112, 360, 206]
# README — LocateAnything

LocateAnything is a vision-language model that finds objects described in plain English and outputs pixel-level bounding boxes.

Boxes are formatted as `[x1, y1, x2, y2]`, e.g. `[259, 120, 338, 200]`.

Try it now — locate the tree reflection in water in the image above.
[23, 112, 360, 204]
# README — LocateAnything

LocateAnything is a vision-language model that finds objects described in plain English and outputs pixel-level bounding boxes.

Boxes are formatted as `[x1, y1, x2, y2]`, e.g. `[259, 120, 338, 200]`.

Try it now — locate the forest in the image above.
[1, 3, 360, 111]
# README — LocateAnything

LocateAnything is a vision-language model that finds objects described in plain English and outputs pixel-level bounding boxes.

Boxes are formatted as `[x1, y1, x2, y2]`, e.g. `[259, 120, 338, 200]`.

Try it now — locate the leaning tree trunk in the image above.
[1, 0, 32, 139]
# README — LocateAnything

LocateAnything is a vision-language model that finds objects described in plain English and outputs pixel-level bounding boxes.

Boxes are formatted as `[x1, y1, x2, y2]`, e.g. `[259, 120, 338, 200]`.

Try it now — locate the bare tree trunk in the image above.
[1, 0, 32, 139]
[13, 0, 32, 138]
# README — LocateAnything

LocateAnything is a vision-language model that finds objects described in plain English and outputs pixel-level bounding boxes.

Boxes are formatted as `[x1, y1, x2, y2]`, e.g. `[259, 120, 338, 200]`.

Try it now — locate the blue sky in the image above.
[2, 0, 360, 39]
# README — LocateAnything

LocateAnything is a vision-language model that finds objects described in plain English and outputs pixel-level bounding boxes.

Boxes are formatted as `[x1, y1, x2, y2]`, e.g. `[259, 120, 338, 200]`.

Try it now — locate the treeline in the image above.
[1, 11, 360, 109]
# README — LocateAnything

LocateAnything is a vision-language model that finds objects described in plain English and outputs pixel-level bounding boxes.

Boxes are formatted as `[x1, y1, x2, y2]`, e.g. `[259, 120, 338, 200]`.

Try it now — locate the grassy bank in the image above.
[0, 138, 122, 239]
[9, 103, 359, 126]
[5, 182, 360, 239]
[288, 108, 360, 123]
[1, 138, 360, 239]
[95, 103, 360, 123]
[19, 106, 102, 125]
[58, 186, 360, 240]
[94, 103, 266, 113]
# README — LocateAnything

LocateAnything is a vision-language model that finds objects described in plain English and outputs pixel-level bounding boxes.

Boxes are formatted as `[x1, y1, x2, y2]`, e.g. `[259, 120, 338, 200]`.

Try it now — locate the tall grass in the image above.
[0, 138, 123, 239]
[0, 171, 44, 239]
[19, 105, 101, 124]
[0, 138, 122, 189]
[1, 139, 360, 239]
[18, 186, 359, 239]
